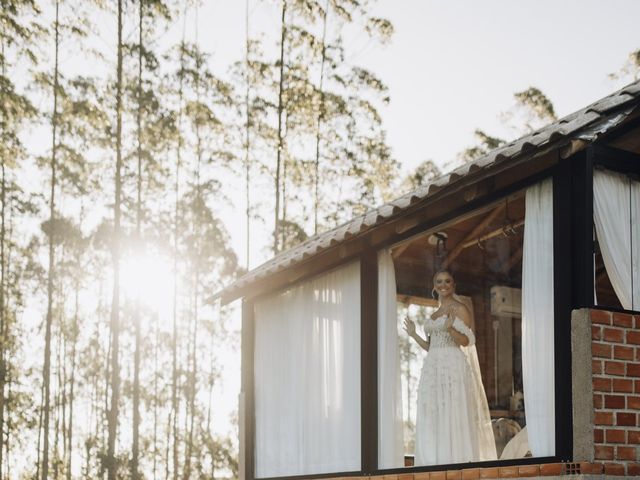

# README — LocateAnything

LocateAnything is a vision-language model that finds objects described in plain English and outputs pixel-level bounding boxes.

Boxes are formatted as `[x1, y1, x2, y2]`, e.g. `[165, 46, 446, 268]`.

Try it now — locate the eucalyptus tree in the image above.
[458, 86, 556, 164]
[311, 0, 394, 232]
[273, 0, 287, 253]
[0, 188, 39, 479]
[163, 35, 189, 480]
[173, 38, 239, 479]
[610, 48, 640, 82]
[53, 76, 109, 480]
[458, 129, 506, 164]
[123, 2, 173, 477]
[511, 86, 557, 132]
[0, 1, 42, 477]
[107, 1, 125, 478]
[232, 36, 275, 266]
[240, 0, 395, 252]
[40, 3, 62, 477]
[402, 159, 441, 191]
[304, 3, 398, 229]
[267, 0, 398, 247]
[34, 0, 107, 473]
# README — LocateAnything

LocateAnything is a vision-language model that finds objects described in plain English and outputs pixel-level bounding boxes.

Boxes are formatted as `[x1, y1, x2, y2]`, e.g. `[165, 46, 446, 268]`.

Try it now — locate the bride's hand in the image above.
[444, 316, 454, 330]
[403, 317, 416, 336]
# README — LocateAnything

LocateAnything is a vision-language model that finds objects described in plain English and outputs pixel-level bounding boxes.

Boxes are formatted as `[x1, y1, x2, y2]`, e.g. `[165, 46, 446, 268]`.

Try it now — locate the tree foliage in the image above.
[456, 86, 556, 166]
[0, 1, 395, 478]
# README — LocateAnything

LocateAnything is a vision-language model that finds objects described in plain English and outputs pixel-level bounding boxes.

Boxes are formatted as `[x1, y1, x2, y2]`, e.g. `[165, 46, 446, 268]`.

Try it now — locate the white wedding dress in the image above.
[415, 316, 497, 465]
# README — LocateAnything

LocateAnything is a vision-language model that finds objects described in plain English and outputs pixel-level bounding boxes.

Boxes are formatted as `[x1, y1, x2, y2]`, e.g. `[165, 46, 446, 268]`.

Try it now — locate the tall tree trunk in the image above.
[172, 38, 187, 480]
[313, 0, 329, 235]
[184, 45, 203, 480]
[107, 1, 124, 478]
[2, 198, 13, 480]
[273, 0, 287, 254]
[184, 41, 204, 480]
[0, 37, 6, 472]
[54, 320, 64, 480]
[153, 313, 159, 480]
[280, 113, 291, 249]
[67, 282, 78, 480]
[132, 1, 144, 478]
[41, 3, 61, 477]
[206, 327, 215, 480]
[0, 162, 4, 480]
[244, 0, 251, 269]
[165, 411, 171, 480]
[37, 380, 43, 480]
[103, 308, 111, 453]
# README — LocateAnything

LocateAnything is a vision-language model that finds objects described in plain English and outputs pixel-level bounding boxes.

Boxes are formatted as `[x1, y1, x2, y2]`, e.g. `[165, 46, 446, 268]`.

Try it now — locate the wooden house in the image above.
[217, 79, 640, 479]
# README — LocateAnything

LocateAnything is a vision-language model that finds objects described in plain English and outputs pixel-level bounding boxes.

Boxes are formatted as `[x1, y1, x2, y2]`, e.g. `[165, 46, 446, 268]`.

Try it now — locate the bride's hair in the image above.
[432, 269, 455, 285]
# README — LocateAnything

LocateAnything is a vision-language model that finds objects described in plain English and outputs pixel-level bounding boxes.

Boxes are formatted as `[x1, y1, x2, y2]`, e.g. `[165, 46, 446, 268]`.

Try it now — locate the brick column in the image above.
[589, 308, 640, 476]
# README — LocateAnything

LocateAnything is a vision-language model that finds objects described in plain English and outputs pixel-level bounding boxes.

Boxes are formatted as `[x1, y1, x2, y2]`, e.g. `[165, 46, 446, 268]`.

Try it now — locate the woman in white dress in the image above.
[404, 270, 496, 466]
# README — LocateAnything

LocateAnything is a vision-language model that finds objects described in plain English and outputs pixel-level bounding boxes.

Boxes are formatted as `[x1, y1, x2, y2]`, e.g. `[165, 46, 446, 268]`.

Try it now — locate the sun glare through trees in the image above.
[120, 251, 174, 312]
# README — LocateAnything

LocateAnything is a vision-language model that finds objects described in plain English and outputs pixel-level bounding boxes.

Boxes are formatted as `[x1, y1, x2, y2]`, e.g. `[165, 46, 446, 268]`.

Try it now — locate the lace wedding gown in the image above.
[415, 316, 497, 465]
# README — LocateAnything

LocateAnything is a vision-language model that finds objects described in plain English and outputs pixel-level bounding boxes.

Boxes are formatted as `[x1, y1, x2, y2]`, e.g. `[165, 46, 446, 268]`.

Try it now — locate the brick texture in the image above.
[589, 309, 640, 476]
[339, 462, 625, 480]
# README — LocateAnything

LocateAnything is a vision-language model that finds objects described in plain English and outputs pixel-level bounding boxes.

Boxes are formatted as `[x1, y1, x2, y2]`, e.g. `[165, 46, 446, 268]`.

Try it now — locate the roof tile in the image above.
[217, 79, 640, 301]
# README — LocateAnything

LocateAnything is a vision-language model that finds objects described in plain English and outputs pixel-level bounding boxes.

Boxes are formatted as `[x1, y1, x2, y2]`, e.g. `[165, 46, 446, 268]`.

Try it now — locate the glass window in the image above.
[378, 179, 555, 469]
[254, 262, 361, 477]
[593, 168, 640, 311]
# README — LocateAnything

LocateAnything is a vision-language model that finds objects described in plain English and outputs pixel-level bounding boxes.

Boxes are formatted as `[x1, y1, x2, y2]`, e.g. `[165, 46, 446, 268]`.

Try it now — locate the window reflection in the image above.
[390, 191, 532, 466]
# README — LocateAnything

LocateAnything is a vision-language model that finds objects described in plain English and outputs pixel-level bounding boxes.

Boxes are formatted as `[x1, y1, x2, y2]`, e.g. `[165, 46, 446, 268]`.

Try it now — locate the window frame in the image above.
[369, 168, 572, 475]
[578, 145, 640, 314]
[243, 163, 582, 480]
[246, 262, 365, 479]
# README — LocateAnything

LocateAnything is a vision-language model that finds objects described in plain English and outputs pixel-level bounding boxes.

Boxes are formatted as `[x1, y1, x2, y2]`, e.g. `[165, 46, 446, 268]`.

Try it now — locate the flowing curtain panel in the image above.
[254, 262, 361, 477]
[377, 249, 404, 468]
[593, 169, 640, 310]
[521, 178, 555, 456]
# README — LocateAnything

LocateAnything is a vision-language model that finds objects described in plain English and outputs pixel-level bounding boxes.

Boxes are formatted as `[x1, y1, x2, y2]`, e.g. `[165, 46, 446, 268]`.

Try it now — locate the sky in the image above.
[164, 0, 640, 270]
[361, 0, 640, 171]
[189, 0, 640, 175]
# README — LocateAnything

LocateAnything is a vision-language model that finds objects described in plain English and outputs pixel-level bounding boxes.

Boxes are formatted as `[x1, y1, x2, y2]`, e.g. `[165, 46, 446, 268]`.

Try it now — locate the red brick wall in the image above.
[591, 309, 640, 476]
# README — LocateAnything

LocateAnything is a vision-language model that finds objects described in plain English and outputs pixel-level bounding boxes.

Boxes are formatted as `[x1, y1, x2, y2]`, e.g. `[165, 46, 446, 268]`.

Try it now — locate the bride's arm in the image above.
[403, 317, 430, 351]
[445, 305, 473, 347]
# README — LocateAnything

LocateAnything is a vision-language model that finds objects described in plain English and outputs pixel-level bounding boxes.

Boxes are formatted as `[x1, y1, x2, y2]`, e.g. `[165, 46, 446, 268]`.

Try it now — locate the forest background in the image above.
[1, 0, 639, 479]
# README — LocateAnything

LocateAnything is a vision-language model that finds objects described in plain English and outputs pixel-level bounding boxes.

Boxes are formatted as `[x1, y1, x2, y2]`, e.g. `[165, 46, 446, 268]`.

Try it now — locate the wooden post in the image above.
[554, 159, 574, 460]
[360, 251, 378, 473]
[241, 300, 255, 480]
[569, 148, 595, 308]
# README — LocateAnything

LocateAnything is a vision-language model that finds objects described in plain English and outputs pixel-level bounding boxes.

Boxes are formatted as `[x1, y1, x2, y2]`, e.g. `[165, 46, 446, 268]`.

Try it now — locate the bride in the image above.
[404, 270, 496, 465]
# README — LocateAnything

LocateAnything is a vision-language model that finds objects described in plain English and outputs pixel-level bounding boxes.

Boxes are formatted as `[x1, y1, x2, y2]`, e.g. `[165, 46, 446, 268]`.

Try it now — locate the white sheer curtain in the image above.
[593, 169, 640, 310]
[522, 178, 555, 457]
[377, 249, 404, 469]
[254, 262, 361, 478]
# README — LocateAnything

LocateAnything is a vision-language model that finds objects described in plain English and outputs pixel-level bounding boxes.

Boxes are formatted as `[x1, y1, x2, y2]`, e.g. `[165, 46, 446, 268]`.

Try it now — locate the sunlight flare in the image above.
[121, 251, 174, 312]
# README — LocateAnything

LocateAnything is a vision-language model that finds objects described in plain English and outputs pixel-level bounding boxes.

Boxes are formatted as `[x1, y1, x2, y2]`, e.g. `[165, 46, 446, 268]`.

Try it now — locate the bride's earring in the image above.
[432, 288, 438, 299]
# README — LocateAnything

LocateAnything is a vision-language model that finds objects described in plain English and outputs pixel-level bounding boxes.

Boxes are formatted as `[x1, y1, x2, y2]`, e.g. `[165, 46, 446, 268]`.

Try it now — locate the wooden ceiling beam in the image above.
[391, 242, 411, 258]
[443, 204, 505, 268]
[460, 219, 524, 250]
[501, 245, 524, 275]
